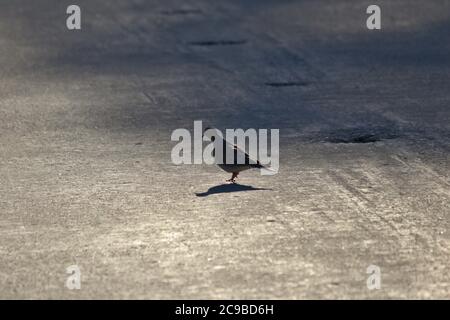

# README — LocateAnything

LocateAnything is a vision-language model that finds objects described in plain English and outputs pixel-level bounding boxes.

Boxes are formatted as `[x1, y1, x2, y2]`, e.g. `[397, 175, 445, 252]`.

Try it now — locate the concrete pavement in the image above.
[0, 0, 449, 299]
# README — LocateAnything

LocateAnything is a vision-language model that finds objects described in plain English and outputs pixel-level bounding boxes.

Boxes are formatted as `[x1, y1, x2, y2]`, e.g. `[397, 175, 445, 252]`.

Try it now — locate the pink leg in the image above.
[226, 172, 239, 183]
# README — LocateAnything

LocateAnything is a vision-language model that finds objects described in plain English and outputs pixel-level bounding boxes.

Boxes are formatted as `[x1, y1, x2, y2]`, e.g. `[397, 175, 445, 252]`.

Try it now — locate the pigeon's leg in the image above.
[226, 172, 239, 183]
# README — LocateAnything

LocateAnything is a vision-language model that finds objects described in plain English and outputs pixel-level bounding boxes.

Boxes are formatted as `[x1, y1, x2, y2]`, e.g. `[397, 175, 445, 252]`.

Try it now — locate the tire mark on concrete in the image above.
[327, 169, 401, 235]
[392, 154, 450, 194]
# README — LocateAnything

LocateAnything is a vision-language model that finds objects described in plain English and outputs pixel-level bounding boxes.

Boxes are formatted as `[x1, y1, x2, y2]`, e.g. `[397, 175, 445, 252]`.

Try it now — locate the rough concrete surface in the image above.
[0, 0, 449, 299]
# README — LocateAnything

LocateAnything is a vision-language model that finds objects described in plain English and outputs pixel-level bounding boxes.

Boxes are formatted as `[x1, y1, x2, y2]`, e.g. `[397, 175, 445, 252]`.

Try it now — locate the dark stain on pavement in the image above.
[265, 81, 309, 87]
[317, 127, 400, 144]
[188, 40, 248, 46]
[160, 9, 203, 16]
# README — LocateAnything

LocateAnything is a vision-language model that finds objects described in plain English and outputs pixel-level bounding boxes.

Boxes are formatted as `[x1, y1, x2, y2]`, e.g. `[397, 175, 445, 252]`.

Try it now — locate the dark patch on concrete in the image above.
[319, 127, 400, 144]
[188, 40, 248, 46]
[161, 9, 203, 15]
[265, 81, 309, 87]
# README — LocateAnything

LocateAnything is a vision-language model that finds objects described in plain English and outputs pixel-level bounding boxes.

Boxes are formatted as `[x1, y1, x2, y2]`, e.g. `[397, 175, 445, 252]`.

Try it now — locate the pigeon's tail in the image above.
[251, 161, 274, 171]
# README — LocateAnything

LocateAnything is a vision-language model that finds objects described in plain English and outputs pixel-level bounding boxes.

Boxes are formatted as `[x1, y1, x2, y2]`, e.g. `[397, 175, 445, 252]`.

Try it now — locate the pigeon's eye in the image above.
[211, 136, 215, 142]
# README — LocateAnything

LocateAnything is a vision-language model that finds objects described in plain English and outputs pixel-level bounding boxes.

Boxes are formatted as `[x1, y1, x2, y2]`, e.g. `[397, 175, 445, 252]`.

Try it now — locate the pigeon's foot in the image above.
[226, 172, 239, 184]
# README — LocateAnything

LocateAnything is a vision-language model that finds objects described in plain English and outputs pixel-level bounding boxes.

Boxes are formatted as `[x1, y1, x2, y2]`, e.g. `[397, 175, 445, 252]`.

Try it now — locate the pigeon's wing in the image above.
[211, 135, 262, 167]
[219, 139, 262, 167]
[234, 145, 259, 166]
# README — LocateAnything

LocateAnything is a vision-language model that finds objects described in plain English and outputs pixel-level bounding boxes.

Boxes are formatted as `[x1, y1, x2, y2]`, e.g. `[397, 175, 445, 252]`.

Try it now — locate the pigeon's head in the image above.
[203, 127, 217, 142]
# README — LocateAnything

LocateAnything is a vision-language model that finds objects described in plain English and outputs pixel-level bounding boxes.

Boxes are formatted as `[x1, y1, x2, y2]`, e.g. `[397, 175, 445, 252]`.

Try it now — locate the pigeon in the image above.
[203, 127, 266, 183]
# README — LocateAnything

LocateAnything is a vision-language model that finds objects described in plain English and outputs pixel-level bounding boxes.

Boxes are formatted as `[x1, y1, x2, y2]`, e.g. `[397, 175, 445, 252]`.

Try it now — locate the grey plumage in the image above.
[204, 127, 264, 183]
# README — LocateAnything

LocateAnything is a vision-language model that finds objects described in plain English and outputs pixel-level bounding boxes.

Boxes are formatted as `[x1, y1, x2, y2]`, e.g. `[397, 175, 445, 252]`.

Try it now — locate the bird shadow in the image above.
[195, 183, 271, 197]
